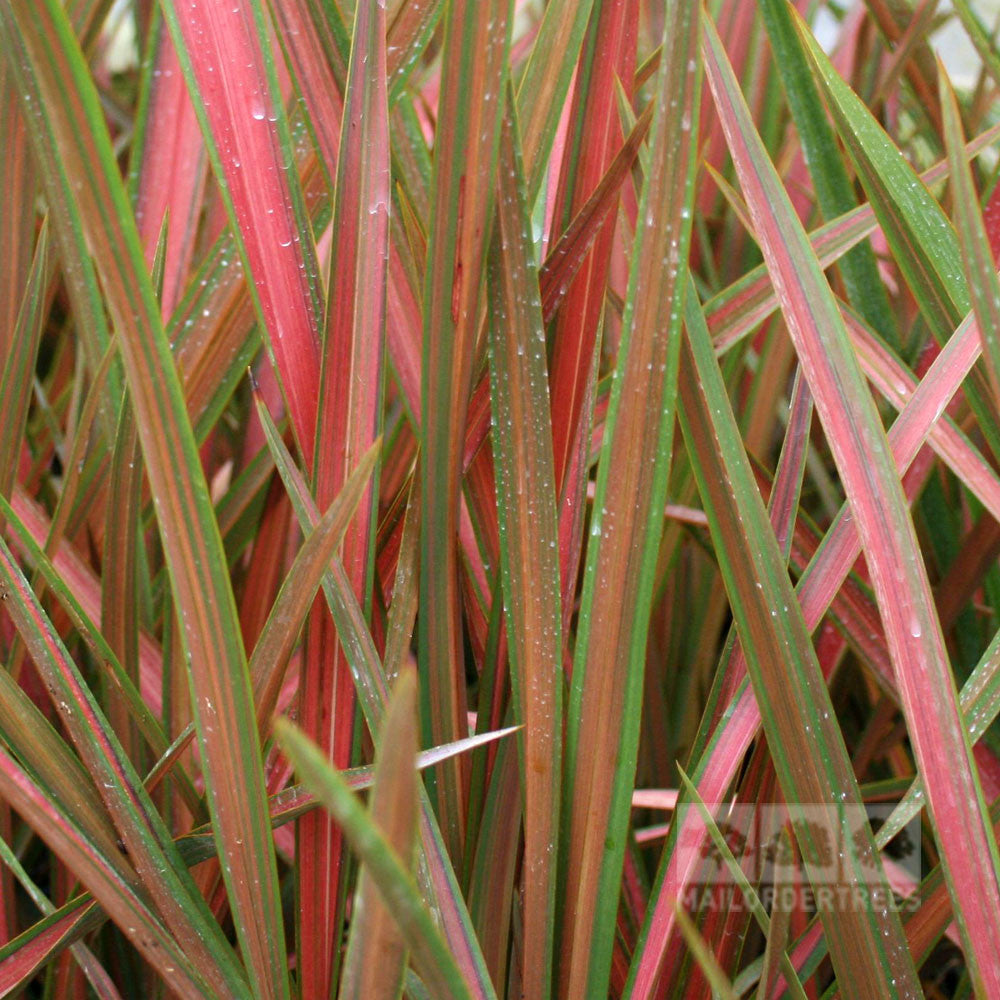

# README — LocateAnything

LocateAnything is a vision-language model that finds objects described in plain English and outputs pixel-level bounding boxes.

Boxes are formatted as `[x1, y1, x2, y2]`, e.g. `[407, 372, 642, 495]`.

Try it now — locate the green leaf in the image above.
[704, 12, 1000, 991]
[667, 272, 919, 997]
[418, 0, 513, 860]
[0, 532, 249, 997]
[255, 395, 498, 998]
[940, 65, 1000, 413]
[249, 440, 381, 729]
[792, 6, 967, 336]
[0, 220, 52, 496]
[561, 3, 699, 996]
[487, 91, 563, 1000]
[275, 712, 476, 1000]
[0, 4, 291, 994]
[0, 746, 212, 997]
[759, 0, 896, 348]
[515, 0, 596, 198]
[339, 669, 420, 1000]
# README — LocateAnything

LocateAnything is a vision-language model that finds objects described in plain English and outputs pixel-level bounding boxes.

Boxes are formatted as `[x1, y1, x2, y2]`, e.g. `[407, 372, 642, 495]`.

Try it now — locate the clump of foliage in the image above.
[1, 0, 1000, 996]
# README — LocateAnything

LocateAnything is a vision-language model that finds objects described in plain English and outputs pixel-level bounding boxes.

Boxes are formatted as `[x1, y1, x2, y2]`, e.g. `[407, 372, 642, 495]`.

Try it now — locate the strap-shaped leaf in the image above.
[704, 13, 1000, 992]
[276, 712, 476, 1000]
[562, 3, 699, 996]
[418, 0, 512, 859]
[488, 92, 563, 1000]
[0, 3, 290, 995]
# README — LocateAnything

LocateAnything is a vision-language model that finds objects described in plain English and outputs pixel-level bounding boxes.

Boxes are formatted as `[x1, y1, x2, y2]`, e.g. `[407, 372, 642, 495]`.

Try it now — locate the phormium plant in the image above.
[0, 0, 998, 996]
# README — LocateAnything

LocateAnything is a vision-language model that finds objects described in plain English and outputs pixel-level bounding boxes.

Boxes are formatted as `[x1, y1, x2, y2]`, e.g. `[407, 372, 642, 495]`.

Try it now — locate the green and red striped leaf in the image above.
[704, 14, 1000, 991]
